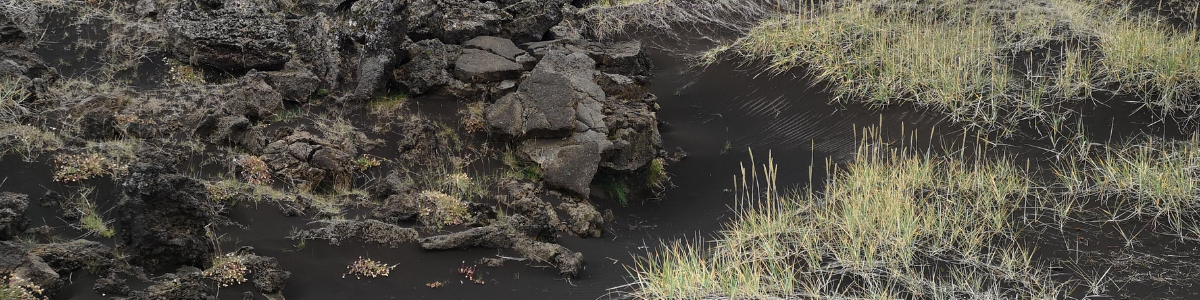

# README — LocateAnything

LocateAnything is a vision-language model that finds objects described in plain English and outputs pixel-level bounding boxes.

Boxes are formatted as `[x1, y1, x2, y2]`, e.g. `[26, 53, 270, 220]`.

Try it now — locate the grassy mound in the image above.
[704, 0, 1200, 132]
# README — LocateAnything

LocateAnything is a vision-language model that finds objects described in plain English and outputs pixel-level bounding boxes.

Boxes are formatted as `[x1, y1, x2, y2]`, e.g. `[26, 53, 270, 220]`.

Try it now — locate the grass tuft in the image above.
[628, 128, 1057, 299]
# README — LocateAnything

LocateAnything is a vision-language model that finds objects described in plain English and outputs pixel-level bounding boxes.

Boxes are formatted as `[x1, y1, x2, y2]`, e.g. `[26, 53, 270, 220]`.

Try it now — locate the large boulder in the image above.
[265, 68, 320, 103]
[586, 40, 653, 78]
[394, 39, 459, 95]
[454, 49, 523, 83]
[119, 160, 218, 269]
[463, 36, 527, 61]
[601, 95, 663, 171]
[521, 139, 600, 196]
[289, 13, 343, 91]
[223, 71, 283, 120]
[486, 71, 579, 137]
[165, 0, 293, 71]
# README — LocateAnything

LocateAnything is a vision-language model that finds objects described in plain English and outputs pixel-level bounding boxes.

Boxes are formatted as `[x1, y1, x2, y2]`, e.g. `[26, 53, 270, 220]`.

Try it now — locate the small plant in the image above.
[458, 261, 484, 284]
[500, 150, 541, 182]
[417, 190, 469, 228]
[367, 92, 407, 116]
[167, 60, 204, 84]
[644, 158, 668, 189]
[0, 125, 62, 162]
[0, 274, 46, 300]
[0, 78, 30, 123]
[52, 140, 137, 182]
[460, 101, 488, 133]
[601, 181, 629, 207]
[202, 253, 250, 287]
[344, 256, 395, 279]
[235, 155, 272, 186]
[71, 186, 114, 238]
[53, 153, 108, 182]
[353, 155, 382, 171]
[720, 140, 731, 155]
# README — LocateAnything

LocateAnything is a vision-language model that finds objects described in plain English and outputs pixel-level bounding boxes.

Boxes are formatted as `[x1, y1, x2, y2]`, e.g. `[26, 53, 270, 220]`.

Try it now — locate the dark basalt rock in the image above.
[265, 68, 321, 103]
[0, 241, 60, 295]
[119, 159, 218, 269]
[165, 0, 294, 71]
[0, 192, 29, 241]
[521, 139, 600, 197]
[122, 267, 216, 300]
[463, 36, 527, 61]
[394, 39, 459, 95]
[29, 239, 118, 275]
[454, 49, 523, 83]
[94, 276, 130, 296]
[419, 224, 585, 277]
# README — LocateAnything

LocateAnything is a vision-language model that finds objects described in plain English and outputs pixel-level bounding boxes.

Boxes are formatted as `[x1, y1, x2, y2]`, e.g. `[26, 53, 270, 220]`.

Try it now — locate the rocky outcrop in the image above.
[0, 49, 59, 100]
[165, 0, 293, 71]
[419, 224, 584, 277]
[0, 192, 28, 240]
[265, 68, 321, 103]
[119, 157, 218, 269]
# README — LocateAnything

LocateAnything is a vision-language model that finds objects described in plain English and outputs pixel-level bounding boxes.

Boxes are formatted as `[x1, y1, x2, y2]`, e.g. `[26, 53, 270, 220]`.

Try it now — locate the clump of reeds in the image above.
[628, 128, 1060, 299]
[702, 0, 1200, 131]
[1056, 135, 1200, 237]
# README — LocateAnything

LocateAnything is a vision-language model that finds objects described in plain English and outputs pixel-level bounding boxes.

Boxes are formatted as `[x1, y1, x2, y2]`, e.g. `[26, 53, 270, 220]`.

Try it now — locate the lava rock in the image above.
[94, 276, 130, 296]
[165, 0, 293, 71]
[394, 39, 459, 95]
[0, 192, 29, 240]
[0, 241, 60, 295]
[586, 40, 653, 77]
[454, 49, 523, 83]
[265, 68, 320, 103]
[463, 36, 526, 61]
[119, 161, 218, 269]
[521, 139, 600, 196]
[419, 224, 585, 277]
[124, 267, 216, 300]
[559, 201, 603, 237]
